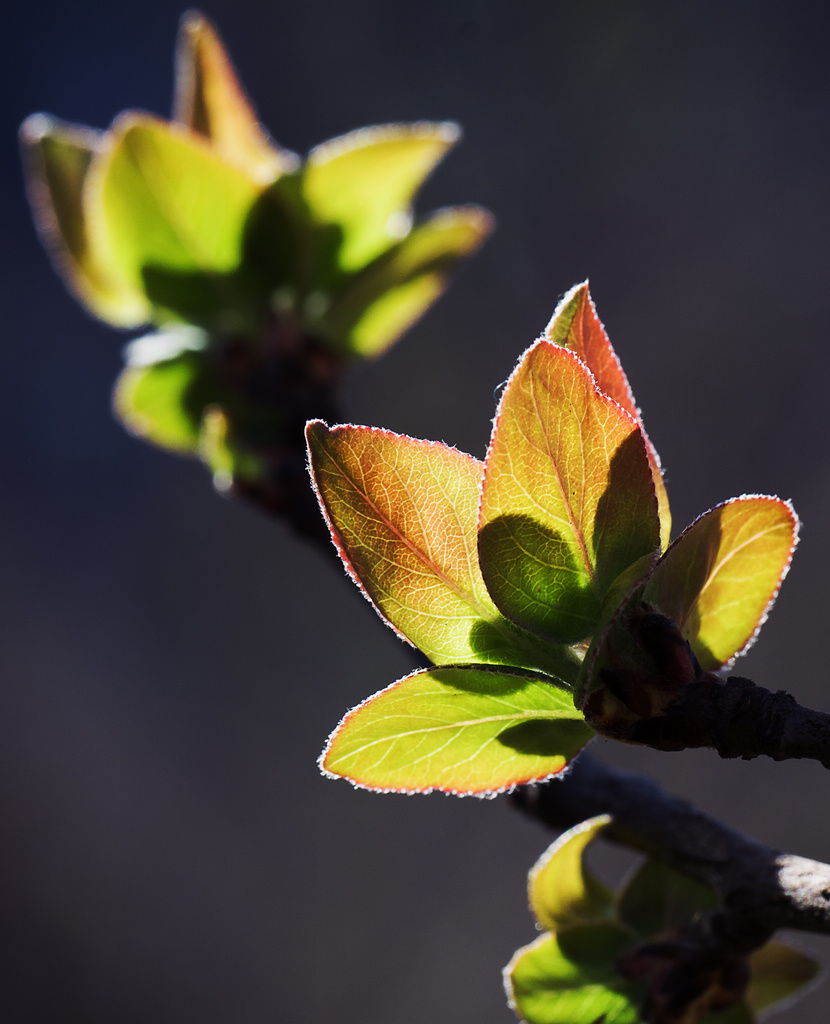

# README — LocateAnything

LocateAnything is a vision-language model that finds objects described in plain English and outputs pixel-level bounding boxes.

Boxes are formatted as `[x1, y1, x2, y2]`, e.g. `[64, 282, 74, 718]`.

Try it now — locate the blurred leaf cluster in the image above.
[21, 13, 491, 519]
[506, 817, 819, 1024]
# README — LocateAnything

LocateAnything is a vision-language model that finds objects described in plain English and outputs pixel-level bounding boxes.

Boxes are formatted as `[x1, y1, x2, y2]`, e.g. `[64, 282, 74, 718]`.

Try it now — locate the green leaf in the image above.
[478, 342, 660, 644]
[319, 206, 493, 357]
[302, 122, 460, 271]
[506, 925, 642, 1024]
[319, 665, 593, 795]
[173, 12, 297, 183]
[616, 860, 717, 939]
[702, 1002, 754, 1024]
[305, 421, 580, 679]
[546, 283, 671, 548]
[529, 817, 614, 933]
[19, 114, 148, 326]
[746, 940, 820, 1014]
[644, 496, 799, 670]
[198, 406, 264, 492]
[113, 327, 215, 454]
[86, 113, 263, 326]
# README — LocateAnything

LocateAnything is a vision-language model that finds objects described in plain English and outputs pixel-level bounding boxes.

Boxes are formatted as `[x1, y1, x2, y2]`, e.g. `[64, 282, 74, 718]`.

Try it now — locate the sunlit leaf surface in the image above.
[479, 342, 659, 643]
[173, 12, 296, 183]
[645, 496, 798, 670]
[507, 925, 642, 1024]
[546, 282, 671, 548]
[302, 122, 460, 270]
[320, 206, 493, 356]
[20, 115, 148, 326]
[306, 421, 579, 678]
[529, 817, 614, 933]
[320, 666, 593, 794]
[87, 114, 262, 324]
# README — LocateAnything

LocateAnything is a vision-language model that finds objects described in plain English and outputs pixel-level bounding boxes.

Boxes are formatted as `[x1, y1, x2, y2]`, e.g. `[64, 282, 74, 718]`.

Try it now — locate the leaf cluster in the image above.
[307, 284, 798, 794]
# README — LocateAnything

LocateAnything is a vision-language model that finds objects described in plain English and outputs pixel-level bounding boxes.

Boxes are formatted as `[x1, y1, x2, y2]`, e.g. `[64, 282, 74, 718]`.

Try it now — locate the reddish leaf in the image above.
[546, 283, 671, 547]
[478, 342, 659, 644]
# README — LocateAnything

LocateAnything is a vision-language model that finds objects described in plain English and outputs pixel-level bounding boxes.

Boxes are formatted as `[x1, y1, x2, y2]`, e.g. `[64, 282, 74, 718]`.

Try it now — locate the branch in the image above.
[511, 754, 830, 937]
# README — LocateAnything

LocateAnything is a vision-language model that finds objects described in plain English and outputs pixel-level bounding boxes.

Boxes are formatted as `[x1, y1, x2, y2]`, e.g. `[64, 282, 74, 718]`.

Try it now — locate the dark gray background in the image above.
[3, 1, 830, 1021]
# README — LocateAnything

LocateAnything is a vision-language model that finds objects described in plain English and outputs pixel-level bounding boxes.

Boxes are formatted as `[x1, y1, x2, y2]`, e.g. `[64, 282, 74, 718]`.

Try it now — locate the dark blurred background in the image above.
[3, 1, 830, 1021]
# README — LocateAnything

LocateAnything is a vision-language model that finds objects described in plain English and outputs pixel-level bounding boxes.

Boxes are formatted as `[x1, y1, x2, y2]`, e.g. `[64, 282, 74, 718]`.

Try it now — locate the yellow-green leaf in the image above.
[320, 666, 593, 795]
[20, 114, 148, 326]
[320, 206, 493, 357]
[173, 12, 296, 183]
[644, 496, 799, 670]
[305, 421, 579, 679]
[479, 342, 659, 644]
[113, 327, 214, 454]
[302, 122, 460, 271]
[746, 940, 820, 1014]
[86, 113, 263, 325]
[506, 925, 642, 1024]
[546, 282, 671, 548]
[529, 817, 614, 933]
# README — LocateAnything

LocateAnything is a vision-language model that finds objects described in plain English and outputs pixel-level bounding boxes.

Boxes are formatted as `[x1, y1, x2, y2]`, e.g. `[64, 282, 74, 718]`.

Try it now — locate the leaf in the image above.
[546, 282, 671, 549]
[320, 206, 493, 357]
[173, 12, 297, 183]
[616, 860, 717, 939]
[86, 114, 263, 325]
[113, 327, 215, 454]
[19, 114, 148, 326]
[305, 421, 580, 679]
[745, 940, 820, 1014]
[302, 122, 460, 271]
[644, 496, 798, 670]
[478, 342, 660, 644]
[319, 665, 593, 795]
[529, 816, 614, 933]
[506, 925, 642, 1024]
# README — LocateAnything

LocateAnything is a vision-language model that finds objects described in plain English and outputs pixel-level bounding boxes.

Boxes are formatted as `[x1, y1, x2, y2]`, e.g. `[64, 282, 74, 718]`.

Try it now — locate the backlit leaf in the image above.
[20, 114, 148, 326]
[506, 925, 642, 1024]
[319, 666, 593, 795]
[87, 114, 262, 325]
[645, 496, 798, 670]
[306, 421, 580, 679]
[529, 816, 614, 933]
[320, 206, 493, 357]
[479, 342, 659, 644]
[746, 940, 820, 1014]
[173, 12, 296, 183]
[113, 327, 215, 454]
[546, 282, 671, 548]
[302, 122, 460, 271]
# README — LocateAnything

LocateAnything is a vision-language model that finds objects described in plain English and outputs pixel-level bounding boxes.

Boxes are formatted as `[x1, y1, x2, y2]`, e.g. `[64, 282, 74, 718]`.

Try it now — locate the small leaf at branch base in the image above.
[320, 206, 493, 357]
[173, 12, 296, 183]
[20, 115, 149, 326]
[529, 816, 614, 933]
[745, 940, 820, 1014]
[479, 342, 659, 644]
[506, 925, 642, 1024]
[644, 495, 798, 670]
[302, 122, 460, 271]
[546, 282, 671, 549]
[113, 328, 216, 454]
[617, 860, 717, 938]
[320, 666, 593, 795]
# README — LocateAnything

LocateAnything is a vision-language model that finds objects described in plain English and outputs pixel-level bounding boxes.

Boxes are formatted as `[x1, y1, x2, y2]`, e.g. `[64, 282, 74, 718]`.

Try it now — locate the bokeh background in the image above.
[3, 1, 830, 1021]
